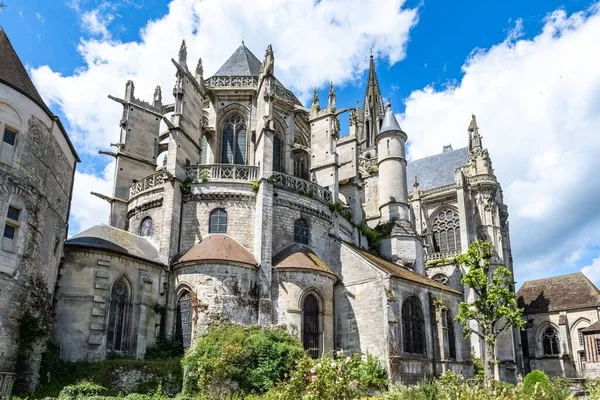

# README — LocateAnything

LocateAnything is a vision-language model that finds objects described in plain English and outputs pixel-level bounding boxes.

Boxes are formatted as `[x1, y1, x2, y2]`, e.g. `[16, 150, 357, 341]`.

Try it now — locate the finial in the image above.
[180, 39, 186, 52]
[329, 81, 335, 94]
[195, 58, 203, 76]
[370, 46, 374, 57]
[242, 38, 244, 46]
[468, 114, 478, 133]
[266, 44, 273, 56]
[413, 175, 419, 188]
[386, 98, 392, 109]
[312, 87, 319, 104]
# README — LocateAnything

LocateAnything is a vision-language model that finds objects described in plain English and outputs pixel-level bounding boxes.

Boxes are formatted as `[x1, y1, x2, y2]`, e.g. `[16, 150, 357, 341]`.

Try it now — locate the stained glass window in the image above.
[303, 294, 320, 358]
[542, 327, 560, 355]
[402, 297, 425, 355]
[209, 208, 227, 234]
[107, 278, 130, 352]
[176, 290, 193, 350]
[431, 209, 461, 253]
[273, 136, 282, 172]
[221, 113, 246, 165]
[140, 217, 153, 237]
[294, 219, 309, 245]
[293, 151, 309, 180]
[442, 309, 456, 359]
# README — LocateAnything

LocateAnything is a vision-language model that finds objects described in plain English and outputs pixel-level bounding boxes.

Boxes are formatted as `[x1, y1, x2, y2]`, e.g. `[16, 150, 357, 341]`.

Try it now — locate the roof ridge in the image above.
[409, 146, 469, 163]
[521, 272, 586, 284]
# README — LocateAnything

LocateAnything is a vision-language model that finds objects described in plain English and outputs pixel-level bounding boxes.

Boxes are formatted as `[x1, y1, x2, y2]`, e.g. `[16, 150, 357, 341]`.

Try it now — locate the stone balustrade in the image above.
[466, 174, 496, 184]
[129, 171, 167, 198]
[185, 164, 259, 183]
[268, 172, 332, 204]
[205, 76, 258, 88]
[0, 372, 15, 400]
[424, 250, 460, 262]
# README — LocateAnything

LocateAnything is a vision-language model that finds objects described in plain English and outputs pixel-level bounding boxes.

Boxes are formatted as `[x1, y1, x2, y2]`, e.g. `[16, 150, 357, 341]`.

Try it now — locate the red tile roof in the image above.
[273, 244, 336, 279]
[177, 235, 256, 266]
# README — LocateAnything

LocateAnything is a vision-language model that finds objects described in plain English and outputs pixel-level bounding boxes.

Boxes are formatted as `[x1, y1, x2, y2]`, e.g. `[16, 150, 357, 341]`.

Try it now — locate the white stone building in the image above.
[0, 27, 79, 394]
[0, 37, 521, 386]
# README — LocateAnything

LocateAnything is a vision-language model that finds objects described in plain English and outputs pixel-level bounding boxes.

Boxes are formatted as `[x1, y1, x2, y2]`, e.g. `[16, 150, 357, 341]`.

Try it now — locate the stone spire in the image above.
[328, 82, 336, 110]
[153, 86, 162, 107]
[468, 114, 482, 153]
[379, 99, 402, 135]
[363, 54, 384, 147]
[311, 87, 320, 112]
[195, 58, 203, 78]
[178, 39, 188, 70]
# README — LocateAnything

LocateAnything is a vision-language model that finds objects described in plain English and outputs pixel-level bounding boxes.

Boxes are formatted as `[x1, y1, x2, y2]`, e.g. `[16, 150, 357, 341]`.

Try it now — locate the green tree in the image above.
[455, 240, 525, 383]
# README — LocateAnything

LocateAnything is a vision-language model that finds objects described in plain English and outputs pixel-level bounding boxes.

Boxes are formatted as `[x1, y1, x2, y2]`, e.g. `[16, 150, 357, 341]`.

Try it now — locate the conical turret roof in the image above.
[213, 42, 262, 76]
[379, 101, 402, 134]
[0, 26, 48, 111]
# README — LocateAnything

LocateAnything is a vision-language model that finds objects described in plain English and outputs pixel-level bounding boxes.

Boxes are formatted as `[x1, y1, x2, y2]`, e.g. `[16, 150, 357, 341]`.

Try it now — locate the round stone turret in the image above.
[376, 101, 410, 222]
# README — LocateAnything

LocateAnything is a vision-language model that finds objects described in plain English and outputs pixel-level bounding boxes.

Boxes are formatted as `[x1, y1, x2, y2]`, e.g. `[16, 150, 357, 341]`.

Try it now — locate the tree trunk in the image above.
[484, 341, 496, 383]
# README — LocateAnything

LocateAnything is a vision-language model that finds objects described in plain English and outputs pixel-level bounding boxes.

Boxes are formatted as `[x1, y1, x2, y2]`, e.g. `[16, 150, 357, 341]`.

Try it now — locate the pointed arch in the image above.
[428, 205, 461, 253]
[106, 275, 132, 352]
[217, 104, 250, 165]
[299, 289, 324, 358]
[402, 296, 425, 355]
[175, 285, 194, 350]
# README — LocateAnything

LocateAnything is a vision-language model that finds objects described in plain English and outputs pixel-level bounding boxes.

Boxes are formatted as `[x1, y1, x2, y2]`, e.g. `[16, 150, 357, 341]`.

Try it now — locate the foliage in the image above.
[425, 256, 457, 267]
[58, 381, 107, 400]
[33, 357, 182, 398]
[252, 180, 260, 192]
[199, 169, 209, 183]
[455, 240, 525, 381]
[144, 334, 184, 359]
[182, 322, 305, 396]
[588, 379, 600, 399]
[522, 370, 550, 394]
[261, 351, 388, 400]
[328, 201, 344, 212]
[472, 357, 484, 382]
[365, 164, 378, 175]
[358, 223, 383, 254]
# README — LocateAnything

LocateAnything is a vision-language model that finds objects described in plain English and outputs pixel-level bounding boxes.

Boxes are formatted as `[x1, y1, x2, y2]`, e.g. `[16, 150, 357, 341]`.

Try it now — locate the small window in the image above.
[3, 224, 16, 240]
[209, 209, 227, 234]
[140, 217, 153, 237]
[294, 218, 309, 245]
[579, 329, 585, 347]
[596, 339, 600, 356]
[3, 127, 17, 146]
[2, 205, 21, 251]
[542, 327, 560, 356]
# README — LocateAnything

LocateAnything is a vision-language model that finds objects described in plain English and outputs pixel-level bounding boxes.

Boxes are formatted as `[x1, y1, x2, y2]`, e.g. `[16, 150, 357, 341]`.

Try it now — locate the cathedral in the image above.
[0, 29, 520, 394]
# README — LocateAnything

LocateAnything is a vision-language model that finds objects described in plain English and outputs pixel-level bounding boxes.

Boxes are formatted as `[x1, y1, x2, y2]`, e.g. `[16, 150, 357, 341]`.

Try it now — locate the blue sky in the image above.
[1, 0, 600, 287]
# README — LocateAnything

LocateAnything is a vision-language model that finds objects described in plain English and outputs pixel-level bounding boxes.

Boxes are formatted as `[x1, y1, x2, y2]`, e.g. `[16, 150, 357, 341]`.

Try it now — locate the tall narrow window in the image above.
[442, 309, 456, 359]
[579, 329, 585, 347]
[431, 209, 461, 253]
[293, 151, 309, 180]
[107, 278, 130, 352]
[2, 206, 21, 252]
[221, 113, 247, 165]
[303, 294, 320, 358]
[596, 339, 600, 357]
[365, 121, 371, 148]
[402, 297, 425, 355]
[294, 218, 309, 245]
[176, 290, 193, 350]
[542, 327, 560, 356]
[1, 126, 17, 166]
[200, 134, 208, 164]
[209, 208, 227, 234]
[273, 136, 282, 172]
[140, 217, 153, 237]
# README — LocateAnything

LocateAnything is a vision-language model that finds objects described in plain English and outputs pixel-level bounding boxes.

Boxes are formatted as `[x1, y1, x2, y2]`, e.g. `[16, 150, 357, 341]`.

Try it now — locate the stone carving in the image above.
[129, 171, 167, 198]
[205, 76, 258, 88]
[185, 164, 259, 182]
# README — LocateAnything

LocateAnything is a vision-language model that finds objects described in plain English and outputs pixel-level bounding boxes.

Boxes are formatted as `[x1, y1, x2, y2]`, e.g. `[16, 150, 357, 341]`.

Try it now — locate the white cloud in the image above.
[400, 6, 600, 283]
[80, 8, 114, 39]
[35, 12, 45, 23]
[69, 161, 114, 236]
[582, 257, 600, 287]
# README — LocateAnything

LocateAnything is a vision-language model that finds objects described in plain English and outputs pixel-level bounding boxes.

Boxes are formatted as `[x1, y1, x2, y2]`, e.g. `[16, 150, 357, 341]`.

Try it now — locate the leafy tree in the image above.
[455, 240, 525, 383]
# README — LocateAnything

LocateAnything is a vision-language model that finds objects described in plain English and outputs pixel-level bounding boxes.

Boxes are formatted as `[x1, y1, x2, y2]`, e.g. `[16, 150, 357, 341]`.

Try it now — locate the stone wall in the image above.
[54, 248, 164, 362]
[0, 83, 77, 391]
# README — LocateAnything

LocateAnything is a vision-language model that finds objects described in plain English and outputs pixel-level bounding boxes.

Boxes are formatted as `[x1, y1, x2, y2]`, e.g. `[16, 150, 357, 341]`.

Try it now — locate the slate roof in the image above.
[176, 234, 256, 266]
[66, 224, 161, 264]
[213, 43, 262, 77]
[379, 103, 402, 135]
[273, 244, 336, 278]
[343, 242, 461, 295]
[582, 321, 600, 333]
[0, 27, 79, 161]
[406, 146, 468, 191]
[516, 272, 600, 314]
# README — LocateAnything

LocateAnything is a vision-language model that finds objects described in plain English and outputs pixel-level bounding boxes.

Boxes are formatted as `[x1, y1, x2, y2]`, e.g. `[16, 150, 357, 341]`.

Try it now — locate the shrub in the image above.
[265, 351, 388, 400]
[523, 370, 550, 395]
[182, 322, 305, 396]
[57, 380, 106, 400]
[145, 335, 183, 359]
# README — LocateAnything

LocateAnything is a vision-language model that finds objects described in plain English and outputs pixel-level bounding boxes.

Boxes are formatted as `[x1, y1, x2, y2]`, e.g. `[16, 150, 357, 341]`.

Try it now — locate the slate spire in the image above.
[379, 100, 402, 135]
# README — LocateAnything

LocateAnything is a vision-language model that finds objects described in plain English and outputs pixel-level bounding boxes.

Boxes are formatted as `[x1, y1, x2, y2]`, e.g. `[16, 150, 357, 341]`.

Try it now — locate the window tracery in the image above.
[402, 297, 426, 355]
[294, 218, 309, 245]
[432, 274, 449, 286]
[107, 278, 130, 352]
[221, 113, 247, 165]
[176, 290, 193, 350]
[293, 151, 309, 180]
[431, 208, 461, 253]
[542, 327, 560, 356]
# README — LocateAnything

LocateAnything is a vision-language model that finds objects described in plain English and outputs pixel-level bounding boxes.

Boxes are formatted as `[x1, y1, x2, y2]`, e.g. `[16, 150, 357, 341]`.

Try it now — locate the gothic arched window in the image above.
[293, 151, 309, 180]
[365, 120, 371, 148]
[442, 309, 456, 359]
[175, 290, 193, 350]
[140, 217, 153, 237]
[431, 209, 461, 253]
[107, 278, 130, 352]
[221, 113, 247, 165]
[294, 218, 309, 245]
[209, 208, 227, 234]
[432, 274, 449, 286]
[543, 327, 560, 356]
[402, 297, 425, 355]
[200, 134, 208, 164]
[303, 294, 320, 358]
[273, 135, 283, 172]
